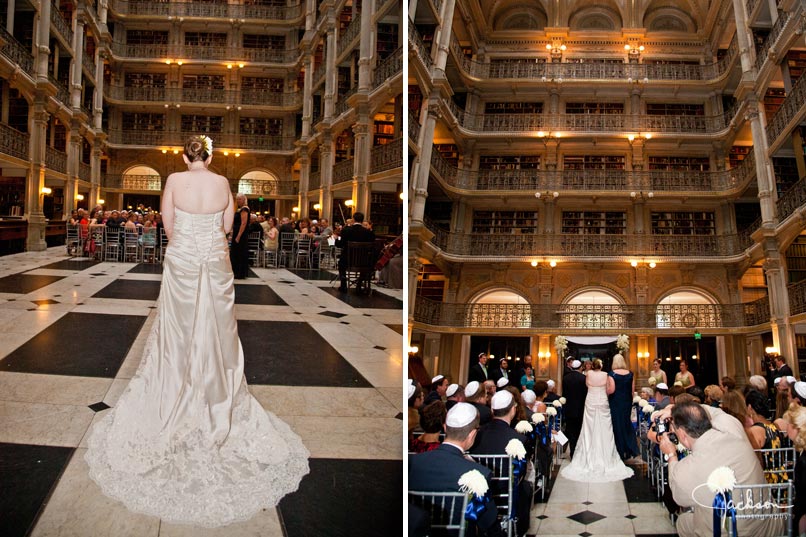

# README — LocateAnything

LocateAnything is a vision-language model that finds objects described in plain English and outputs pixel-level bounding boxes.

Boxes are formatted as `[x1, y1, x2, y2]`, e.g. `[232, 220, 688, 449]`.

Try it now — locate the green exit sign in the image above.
[694, 331, 702, 340]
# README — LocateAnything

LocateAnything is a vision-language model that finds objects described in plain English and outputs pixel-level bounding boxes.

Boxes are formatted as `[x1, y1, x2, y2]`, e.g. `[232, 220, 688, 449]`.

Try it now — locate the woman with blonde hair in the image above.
[784, 405, 806, 536]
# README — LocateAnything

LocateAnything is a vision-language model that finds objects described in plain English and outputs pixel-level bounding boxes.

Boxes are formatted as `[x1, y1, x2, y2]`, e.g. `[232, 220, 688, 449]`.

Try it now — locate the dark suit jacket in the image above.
[423, 390, 441, 407]
[409, 444, 503, 536]
[470, 419, 528, 455]
[562, 370, 587, 420]
[336, 223, 376, 268]
[470, 402, 493, 426]
[489, 368, 509, 383]
[468, 363, 489, 383]
[544, 392, 560, 404]
[776, 364, 794, 380]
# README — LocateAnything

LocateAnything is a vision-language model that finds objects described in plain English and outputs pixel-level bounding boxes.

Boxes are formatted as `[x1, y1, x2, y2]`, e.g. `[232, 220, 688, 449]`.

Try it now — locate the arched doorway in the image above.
[121, 166, 162, 210]
[559, 289, 626, 370]
[238, 171, 279, 216]
[469, 289, 531, 381]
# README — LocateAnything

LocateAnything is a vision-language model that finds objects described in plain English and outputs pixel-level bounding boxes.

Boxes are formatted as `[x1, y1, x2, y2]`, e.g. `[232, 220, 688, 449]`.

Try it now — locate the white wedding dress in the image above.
[560, 370, 633, 483]
[85, 207, 310, 527]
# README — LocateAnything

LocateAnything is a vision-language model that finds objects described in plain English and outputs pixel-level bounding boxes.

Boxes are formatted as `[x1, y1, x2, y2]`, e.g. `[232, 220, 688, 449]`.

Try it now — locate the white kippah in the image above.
[656, 382, 668, 390]
[408, 379, 416, 399]
[465, 381, 480, 398]
[795, 381, 806, 400]
[787, 376, 797, 384]
[432, 374, 444, 385]
[774, 377, 782, 385]
[571, 360, 581, 369]
[521, 389, 536, 405]
[496, 377, 509, 388]
[491, 390, 514, 410]
[547, 379, 556, 389]
[446, 383, 459, 397]
[446, 402, 477, 427]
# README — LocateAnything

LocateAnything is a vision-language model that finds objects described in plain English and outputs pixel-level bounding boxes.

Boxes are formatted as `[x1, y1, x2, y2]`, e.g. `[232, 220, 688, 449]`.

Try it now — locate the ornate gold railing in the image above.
[109, 42, 301, 64]
[333, 159, 354, 184]
[106, 130, 297, 151]
[370, 138, 402, 173]
[104, 174, 163, 190]
[765, 61, 806, 146]
[0, 123, 29, 160]
[105, 86, 302, 107]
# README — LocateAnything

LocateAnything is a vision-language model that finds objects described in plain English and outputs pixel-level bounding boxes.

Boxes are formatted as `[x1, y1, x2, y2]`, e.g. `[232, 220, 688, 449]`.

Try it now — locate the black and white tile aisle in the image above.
[526, 459, 678, 537]
[0, 250, 403, 537]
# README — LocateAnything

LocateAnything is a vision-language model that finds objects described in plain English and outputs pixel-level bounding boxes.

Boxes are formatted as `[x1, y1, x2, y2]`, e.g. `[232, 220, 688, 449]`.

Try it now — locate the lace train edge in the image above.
[560, 463, 634, 483]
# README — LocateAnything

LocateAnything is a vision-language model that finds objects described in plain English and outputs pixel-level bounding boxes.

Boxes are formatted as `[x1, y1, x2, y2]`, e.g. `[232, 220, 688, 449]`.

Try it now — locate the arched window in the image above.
[469, 289, 531, 328]
[122, 166, 161, 191]
[238, 171, 278, 196]
[560, 289, 626, 329]
[656, 290, 720, 329]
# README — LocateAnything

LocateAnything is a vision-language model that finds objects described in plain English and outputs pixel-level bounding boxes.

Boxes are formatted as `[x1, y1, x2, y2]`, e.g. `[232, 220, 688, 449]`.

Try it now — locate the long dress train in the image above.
[85, 208, 309, 527]
[561, 372, 633, 483]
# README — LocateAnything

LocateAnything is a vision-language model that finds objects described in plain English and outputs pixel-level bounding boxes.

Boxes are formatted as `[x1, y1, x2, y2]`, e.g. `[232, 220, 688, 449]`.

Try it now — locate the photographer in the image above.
[658, 402, 783, 536]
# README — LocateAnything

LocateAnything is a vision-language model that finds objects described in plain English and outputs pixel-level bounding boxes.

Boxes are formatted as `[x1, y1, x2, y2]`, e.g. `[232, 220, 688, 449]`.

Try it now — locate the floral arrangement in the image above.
[559, 397, 567, 405]
[633, 395, 642, 404]
[458, 469, 489, 497]
[707, 466, 737, 495]
[552, 400, 563, 408]
[531, 412, 545, 424]
[545, 406, 557, 417]
[554, 335, 568, 355]
[505, 439, 527, 460]
[638, 399, 648, 408]
[648, 376, 657, 386]
[642, 405, 654, 414]
[707, 466, 737, 533]
[515, 420, 533, 434]
[616, 334, 630, 352]
[200, 136, 213, 155]
[674, 381, 683, 387]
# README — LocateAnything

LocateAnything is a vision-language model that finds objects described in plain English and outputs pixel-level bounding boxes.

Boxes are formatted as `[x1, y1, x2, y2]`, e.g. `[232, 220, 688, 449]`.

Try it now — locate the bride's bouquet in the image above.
[616, 334, 629, 353]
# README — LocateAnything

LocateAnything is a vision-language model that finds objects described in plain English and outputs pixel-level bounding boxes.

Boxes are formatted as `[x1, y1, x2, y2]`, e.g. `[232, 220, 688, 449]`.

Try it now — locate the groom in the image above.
[562, 359, 587, 458]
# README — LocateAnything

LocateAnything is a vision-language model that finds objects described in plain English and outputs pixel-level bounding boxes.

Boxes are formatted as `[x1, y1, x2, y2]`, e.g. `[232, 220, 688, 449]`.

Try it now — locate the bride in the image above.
[561, 358, 633, 482]
[84, 136, 309, 527]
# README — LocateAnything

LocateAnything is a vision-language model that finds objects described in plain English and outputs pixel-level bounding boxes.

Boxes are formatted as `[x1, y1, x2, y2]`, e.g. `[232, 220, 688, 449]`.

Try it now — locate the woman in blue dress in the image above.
[609, 353, 639, 461]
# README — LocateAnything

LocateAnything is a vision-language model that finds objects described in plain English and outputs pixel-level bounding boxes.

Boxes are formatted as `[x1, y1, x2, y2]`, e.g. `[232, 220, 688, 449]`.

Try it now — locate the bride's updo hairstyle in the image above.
[184, 136, 210, 162]
[592, 358, 603, 370]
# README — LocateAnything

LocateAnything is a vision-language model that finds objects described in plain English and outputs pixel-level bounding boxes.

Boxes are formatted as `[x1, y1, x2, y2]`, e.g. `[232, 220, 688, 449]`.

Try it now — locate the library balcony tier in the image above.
[766, 67, 806, 152]
[45, 147, 68, 175]
[108, 42, 301, 65]
[411, 296, 776, 332]
[373, 47, 403, 87]
[332, 159, 355, 185]
[427, 147, 756, 194]
[50, 6, 74, 46]
[108, 0, 305, 22]
[105, 130, 298, 152]
[0, 29, 34, 74]
[370, 137, 403, 174]
[103, 86, 303, 109]
[103, 175, 299, 196]
[0, 124, 30, 161]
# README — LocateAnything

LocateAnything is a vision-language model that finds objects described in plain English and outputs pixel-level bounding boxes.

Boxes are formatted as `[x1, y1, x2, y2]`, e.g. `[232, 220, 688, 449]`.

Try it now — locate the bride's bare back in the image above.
[161, 162, 234, 239]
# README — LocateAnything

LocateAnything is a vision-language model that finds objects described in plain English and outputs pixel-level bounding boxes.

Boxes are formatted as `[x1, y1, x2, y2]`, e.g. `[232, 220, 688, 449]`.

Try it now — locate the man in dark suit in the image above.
[562, 359, 587, 458]
[464, 381, 492, 425]
[423, 374, 448, 406]
[489, 359, 510, 384]
[469, 352, 490, 383]
[771, 355, 793, 384]
[335, 211, 376, 292]
[409, 403, 504, 537]
[470, 390, 532, 537]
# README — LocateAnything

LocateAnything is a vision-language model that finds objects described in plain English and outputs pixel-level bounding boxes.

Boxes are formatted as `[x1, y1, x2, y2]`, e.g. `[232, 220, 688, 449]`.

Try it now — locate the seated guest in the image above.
[703, 384, 723, 407]
[668, 385, 686, 404]
[464, 381, 492, 425]
[409, 403, 503, 537]
[544, 379, 560, 403]
[748, 374, 768, 395]
[423, 375, 448, 406]
[532, 380, 549, 413]
[720, 376, 737, 392]
[482, 380, 497, 402]
[445, 384, 463, 410]
[262, 217, 279, 252]
[411, 401, 446, 454]
[504, 386, 527, 425]
[793, 381, 806, 407]
[408, 380, 424, 437]
[784, 405, 806, 536]
[654, 383, 671, 409]
[745, 389, 786, 483]
[640, 387, 655, 403]
[721, 389, 749, 427]
[685, 385, 705, 404]
[659, 401, 784, 537]
[335, 212, 375, 293]
[521, 389, 538, 414]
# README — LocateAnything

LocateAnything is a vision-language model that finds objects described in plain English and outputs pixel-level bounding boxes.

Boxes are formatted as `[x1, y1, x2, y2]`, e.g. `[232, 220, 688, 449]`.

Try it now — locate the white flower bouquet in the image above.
[515, 420, 533, 434]
[505, 439, 527, 460]
[545, 406, 557, 417]
[633, 395, 642, 404]
[458, 469, 489, 497]
[642, 405, 654, 414]
[616, 334, 629, 352]
[554, 335, 568, 355]
[707, 466, 737, 494]
[531, 412, 545, 424]
[559, 397, 566, 405]
[648, 376, 657, 386]
[552, 400, 562, 408]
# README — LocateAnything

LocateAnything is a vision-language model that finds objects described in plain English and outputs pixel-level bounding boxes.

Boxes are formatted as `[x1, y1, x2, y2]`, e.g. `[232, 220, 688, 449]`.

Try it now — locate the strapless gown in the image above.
[85, 208, 309, 527]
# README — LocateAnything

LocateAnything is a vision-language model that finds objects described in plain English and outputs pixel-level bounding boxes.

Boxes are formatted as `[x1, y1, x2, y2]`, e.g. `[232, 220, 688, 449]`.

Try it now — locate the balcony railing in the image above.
[374, 47, 403, 87]
[370, 138, 402, 174]
[789, 279, 806, 316]
[110, 0, 304, 21]
[82, 53, 96, 77]
[104, 86, 302, 108]
[449, 35, 738, 83]
[428, 146, 755, 193]
[51, 4, 74, 45]
[45, 146, 67, 173]
[333, 158, 354, 184]
[106, 130, 298, 151]
[765, 62, 806, 147]
[334, 86, 357, 117]
[109, 42, 301, 64]
[427, 226, 748, 258]
[48, 76, 72, 107]
[408, 19, 433, 70]
[104, 174, 163, 190]
[755, 10, 791, 71]
[413, 297, 770, 330]
[308, 170, 321, 190]
[337, 15, 361, 56]
[236, 177, 298, 196]
[0, 123, 29, 160]
[0, 27, 34, 74]
[409, 109, 421, 142]
[777, 176, 806, 223]
[79, 162, 91, 182]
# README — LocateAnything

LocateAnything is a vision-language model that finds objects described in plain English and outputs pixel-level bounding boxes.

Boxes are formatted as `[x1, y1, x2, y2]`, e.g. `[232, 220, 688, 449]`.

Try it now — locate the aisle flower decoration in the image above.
[554, 335, 568, 357]
[515, 420, 533, 434]
[706, 466, 738, 537]
[552, 400, 563, 408]
[638, 399, 649, 408]
[616, 334, 630, 352]
[505, 439, 528, 514]
[531, 412, 545, 424]
[458, 469, 490, 522]
[633, 395, 642, 404]
[545, 406, 557, 417]
[505, 439, 527, 460]
[642, 405, 654, 414]
[559, 397, 567, 405]
[648, 377, 657, 386]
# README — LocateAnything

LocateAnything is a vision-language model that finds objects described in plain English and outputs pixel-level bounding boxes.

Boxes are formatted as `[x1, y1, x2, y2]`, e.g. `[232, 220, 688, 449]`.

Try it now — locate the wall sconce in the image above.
[765, 346, 780, 355]
[238, 63, 245, 68]
[627, 133, 652, 145]
[76, 194, 84, 201]
[637, 352, 650, 359]
[531, 260, 538, 267]
[546, 41, 566, 62]
[161, 149, 168, 154]
[530, 259, 558, 268]
[691, 354, 698, 360]
[629, 259, 657, 268]
[177, 60, 183, 66]
[292, 206, 300, 212]
[675, 355, 681, 361]
[344, 200, 354, 207]
[313, 203, 321, 210]
[98, 198, 105, 205]
[173, 149, 179, 154]
[165, 59, 172, 65]
[537, 351, 551, 360]
[408, 345, 419, 355]
[234, 152, 241, 157]
[625, 43, 644, 62]
[537, 131, 560, 146]
[40, 187, 52, 195]
[399, 192, 404, 200]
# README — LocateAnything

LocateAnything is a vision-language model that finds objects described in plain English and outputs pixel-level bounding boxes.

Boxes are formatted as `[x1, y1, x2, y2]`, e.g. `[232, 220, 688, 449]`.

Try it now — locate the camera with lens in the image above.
[654, 416, 679, 444]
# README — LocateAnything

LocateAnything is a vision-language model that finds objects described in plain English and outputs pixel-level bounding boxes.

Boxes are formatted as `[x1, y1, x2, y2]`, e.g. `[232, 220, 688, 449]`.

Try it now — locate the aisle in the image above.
[527, 458, 678, 536]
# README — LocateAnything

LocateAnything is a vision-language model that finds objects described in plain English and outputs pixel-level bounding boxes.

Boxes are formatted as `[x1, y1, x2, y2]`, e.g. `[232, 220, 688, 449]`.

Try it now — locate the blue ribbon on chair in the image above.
[536, 422, 549, 446]
[510, 457, 526, 524]
[464, 492, 489, 522]
[712, 491, 738, 537]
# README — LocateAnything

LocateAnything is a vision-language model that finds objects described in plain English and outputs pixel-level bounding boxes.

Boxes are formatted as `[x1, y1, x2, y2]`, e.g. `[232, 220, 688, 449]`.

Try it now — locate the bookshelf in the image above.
[565, 102, 624, 114]
[773, 157, 800, 195]
[409, 85, 423, 112]
[417, 264, 446, 301]
[0, 177, 25, 215]
[646, 103, 705, 115]
[127, 30, 168, 45]
[786, 50, 806, 83]
[184, 32, 227, 47]
[373, 116, 396, 145]
[566, 58, 623, 64]
[472, 210, 538, 234]
[729, 146, 752, 168]
[434, 143, 459, 166]
[564, 155, 625, 170]
[648, 156, 710, 171]
[376, 23, 399, 60]
[786, 235, 806, 283]
[82, 138, 91, 164]
[335, 131, 352, 162]
[8, 90, 27, 133]
[651, 211, 715, 235]
[182, 74, 225, 90]
[243, 34, 285, 49]
[242, 77, 284, 92]
[122, 112, 166, 131]
[484, 102, 543, 114]
[125, 73, 166, 88]
[337, 67, 352, 97]
[644, 59, 699, 65]
[562, 211, 626, 234]
[338, 6, 353, 30]
[239, 117, 283, 136]
[369, 192, 402, 236]
[180, 114, 223, 133]
[479, 155, 540, 170]
[52, 120, 67, 152]
[763, 88, 786, 117]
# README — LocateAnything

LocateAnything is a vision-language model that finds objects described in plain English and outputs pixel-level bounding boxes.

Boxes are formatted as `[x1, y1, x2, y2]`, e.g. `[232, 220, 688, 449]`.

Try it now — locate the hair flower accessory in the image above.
[642, 405, 654, 414]
[458, 469, 489, 497]
[531, 412, 545, 424]
[515, 420, 533, 434]
[559, 397, 566, 405]
[552, 400, 562, 408]
[201, 135, 213, 155]
[616, 334, 630, 352]
[505, 439, 527, 460]
[545, 406, 557, 417]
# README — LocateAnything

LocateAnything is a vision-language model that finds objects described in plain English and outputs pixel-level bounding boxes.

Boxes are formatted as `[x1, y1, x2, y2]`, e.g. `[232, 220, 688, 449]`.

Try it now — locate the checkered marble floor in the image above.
[0, 249, 403, 537]
[527, 456, 678, 537]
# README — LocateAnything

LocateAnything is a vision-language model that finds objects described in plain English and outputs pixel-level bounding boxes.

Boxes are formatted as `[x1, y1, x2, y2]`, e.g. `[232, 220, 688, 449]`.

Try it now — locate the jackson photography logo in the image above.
[692, 483, 793, 515]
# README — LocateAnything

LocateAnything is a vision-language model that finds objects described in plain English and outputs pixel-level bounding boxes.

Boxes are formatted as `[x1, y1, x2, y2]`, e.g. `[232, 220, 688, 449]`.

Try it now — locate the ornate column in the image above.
[93, 50, 106, 130]
[301, 55, 315, 138]
[90, 140, 102, 206]
[319, 132, 334, 201]
[358, 0, 373, 91]
[432, 0, 456, 72]
[352, 109, 370, 216]
[34, 0, 52, 82]
[6, 0, 15, 33]
[745, 100, 778, 224]
[323, 21, 336, 119]
[764, 252, 797, 372]
[26, 102, 49, 251]
[731, 0, 757, 72]
[65, 127, 82, 217]
[409, 101, 439, 224]
[407, 257, 424, 343]
[71, 18, 85, 109]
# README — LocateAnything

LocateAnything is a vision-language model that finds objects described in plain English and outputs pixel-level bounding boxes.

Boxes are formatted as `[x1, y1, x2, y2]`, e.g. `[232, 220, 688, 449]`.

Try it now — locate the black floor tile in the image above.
[0, 274, 65, 294]
[127, 263, 163, 274]
[238, 320, 371, 387]
[40, 259, 101, 271]
[279, 458, 402, 537]
[0, 442, 75, 537]
[287, 269, 338, 281]
[92, 279, 161, 301]
[567, 509, 606, 525]
[385, 324, 403, 335]
[0, 312, 147, 378]
[234, 284, 287, 306]
[320, 288, 402, 310]
[623, 471, 660, 503]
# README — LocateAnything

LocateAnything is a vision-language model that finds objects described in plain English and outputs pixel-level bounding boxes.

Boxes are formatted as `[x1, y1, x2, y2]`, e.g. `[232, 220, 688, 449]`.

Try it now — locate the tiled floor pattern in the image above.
[526, 457, 678, 537]
[0, 249, 403, 537]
